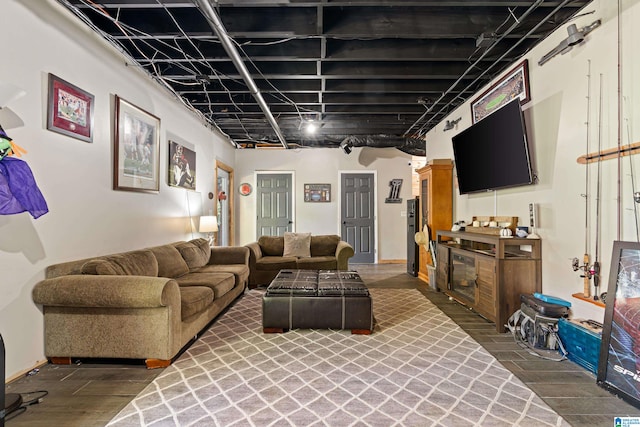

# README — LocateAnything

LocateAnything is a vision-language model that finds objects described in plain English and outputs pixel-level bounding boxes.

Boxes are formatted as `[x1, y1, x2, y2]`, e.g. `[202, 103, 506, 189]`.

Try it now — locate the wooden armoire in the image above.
[416, 160, 453, 284]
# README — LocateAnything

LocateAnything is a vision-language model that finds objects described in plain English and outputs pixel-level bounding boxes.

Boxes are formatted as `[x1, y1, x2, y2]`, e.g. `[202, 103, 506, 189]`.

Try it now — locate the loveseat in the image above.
[32, 238, 249, 368]
[245, 233, 354, 288]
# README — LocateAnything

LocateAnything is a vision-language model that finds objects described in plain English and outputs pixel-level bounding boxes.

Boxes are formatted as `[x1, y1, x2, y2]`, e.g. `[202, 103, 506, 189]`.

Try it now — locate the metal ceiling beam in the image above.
[194, 0, 289, 149]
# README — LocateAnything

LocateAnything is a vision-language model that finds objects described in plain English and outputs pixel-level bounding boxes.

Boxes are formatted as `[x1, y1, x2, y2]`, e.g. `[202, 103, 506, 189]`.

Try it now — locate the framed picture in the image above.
[304, 183, 331, 202]
[47, 73, 94, 142]
[113, 95, 160, 193]
[168, 141, 196, 190]
[597, 241, 640, 409]
[471, 59, 530, 123]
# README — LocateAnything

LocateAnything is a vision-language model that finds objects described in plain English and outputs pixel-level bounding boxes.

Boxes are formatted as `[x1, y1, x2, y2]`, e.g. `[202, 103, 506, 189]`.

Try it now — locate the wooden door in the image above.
[475, 256, 496, 321]
[215, 161, 233, 246]
[416, 161, 453, 283]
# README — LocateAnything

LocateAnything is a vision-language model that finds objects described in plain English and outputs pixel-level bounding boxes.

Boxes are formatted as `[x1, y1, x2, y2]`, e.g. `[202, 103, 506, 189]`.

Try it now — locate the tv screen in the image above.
[452, 98, 533, 194]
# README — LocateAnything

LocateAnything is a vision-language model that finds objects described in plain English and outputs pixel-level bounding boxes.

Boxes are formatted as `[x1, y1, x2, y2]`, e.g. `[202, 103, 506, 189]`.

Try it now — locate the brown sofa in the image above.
[32, 238, 249, 368]
[245, 234, 354, 288]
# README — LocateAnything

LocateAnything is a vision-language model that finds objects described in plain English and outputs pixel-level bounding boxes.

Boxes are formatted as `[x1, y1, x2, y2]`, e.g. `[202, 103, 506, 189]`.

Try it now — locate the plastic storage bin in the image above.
[558, 318, 602, 375]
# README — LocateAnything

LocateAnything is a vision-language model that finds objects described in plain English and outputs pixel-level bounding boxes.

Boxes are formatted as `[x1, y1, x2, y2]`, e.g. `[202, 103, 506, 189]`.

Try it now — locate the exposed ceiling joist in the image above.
[57, 0, 593, 155]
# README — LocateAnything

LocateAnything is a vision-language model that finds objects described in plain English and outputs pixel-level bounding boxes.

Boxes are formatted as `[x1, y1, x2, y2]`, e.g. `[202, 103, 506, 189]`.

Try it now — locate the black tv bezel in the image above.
[451, 98, 533, 195]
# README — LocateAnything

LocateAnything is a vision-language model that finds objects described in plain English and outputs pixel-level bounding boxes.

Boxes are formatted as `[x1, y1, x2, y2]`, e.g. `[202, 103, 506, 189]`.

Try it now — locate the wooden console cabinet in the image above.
[416, 161, 453, 284]
[436, 230, 541, 332]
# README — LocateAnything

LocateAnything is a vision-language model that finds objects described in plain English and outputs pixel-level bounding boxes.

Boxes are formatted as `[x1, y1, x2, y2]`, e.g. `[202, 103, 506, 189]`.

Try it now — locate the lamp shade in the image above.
[199, 216, 218, 233]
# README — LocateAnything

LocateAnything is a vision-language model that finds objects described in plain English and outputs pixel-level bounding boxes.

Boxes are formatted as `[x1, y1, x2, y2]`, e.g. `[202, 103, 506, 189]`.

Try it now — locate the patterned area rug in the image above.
[107, 289, 569, 426]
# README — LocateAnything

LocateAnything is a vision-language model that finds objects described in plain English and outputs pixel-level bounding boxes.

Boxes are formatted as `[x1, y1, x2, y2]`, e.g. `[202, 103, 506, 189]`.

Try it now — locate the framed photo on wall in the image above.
[597, 241, 640, 409]
[113, 95, 161, 193]
[471, 59, 530, 123]
[168, 140, 196, 190]
[47, 73, 94, 142]
[304, 183, 331, 202]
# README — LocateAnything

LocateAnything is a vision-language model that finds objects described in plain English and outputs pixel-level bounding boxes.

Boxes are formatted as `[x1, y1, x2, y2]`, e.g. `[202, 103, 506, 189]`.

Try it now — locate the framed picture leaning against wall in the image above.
[597, 241, 640, 409]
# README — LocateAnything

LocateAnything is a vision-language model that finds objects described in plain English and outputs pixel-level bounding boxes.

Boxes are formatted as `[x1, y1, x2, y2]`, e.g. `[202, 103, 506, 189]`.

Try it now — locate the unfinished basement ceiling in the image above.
[56, 0, 593, 155]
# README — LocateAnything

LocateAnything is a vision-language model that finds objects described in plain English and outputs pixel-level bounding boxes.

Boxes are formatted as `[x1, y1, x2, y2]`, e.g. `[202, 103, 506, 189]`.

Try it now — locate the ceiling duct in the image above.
[339, 135, 425, 157]
[194, 0, 289, 149]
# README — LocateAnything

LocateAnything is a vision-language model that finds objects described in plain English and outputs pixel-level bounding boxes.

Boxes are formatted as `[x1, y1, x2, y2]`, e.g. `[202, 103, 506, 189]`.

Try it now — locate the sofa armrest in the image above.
[32, 275, 180, 309]
[245, 242, 263, 268]
[335, 240, 355, 270]
[208, 246, 249, 265]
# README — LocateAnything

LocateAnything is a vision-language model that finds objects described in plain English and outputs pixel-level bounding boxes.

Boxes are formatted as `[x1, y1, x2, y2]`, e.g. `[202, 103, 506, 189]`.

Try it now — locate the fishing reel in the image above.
[571, 257, 592, 278]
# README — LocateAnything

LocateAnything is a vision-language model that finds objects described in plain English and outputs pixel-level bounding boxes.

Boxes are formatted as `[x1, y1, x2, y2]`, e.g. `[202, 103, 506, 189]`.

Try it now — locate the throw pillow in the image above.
[175, 239, 210, 270]
[80, 251, 159, 277]
[258, 235, 284, 256]
[283, 232, 311, 258]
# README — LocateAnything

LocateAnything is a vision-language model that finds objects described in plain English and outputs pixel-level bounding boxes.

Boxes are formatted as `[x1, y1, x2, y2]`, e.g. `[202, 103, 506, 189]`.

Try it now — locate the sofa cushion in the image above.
[81, 259, 123, 276]
[193, 264, 250, 285]
[148, 244, 189, 278]
[179, 286, 214, 320]
[175, 238, 211, 270]
[296, 256, 337, 270]
[283, 232, 311, 258]
[256, 256, 298, 271]
[310, 235, 340, 257]
[258, 235, 285, 256]
[175, 272, 236, 299]
[80, 250, 158, 277]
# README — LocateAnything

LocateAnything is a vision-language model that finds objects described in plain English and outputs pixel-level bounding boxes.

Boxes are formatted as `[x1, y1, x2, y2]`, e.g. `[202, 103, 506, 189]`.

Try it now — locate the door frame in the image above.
[215, 160, 234, 246]
[255, 170, 296, 235]
[338, 170, 378, 263]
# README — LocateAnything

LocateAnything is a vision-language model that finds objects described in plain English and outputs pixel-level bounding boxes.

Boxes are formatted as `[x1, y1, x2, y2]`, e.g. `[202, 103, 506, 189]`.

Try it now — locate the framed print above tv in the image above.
[47, 73, 94, 143]
[113, 95, 160, 193]
[471, 59, 530, 123]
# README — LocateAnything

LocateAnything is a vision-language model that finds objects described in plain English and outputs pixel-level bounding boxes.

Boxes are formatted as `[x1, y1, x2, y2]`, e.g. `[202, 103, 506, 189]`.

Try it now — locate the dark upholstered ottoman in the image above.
[262, 270, 373, 334]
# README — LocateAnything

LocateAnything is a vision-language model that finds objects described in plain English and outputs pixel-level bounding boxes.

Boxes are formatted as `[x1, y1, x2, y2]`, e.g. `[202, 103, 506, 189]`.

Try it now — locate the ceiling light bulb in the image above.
[305, 122, 317, 134]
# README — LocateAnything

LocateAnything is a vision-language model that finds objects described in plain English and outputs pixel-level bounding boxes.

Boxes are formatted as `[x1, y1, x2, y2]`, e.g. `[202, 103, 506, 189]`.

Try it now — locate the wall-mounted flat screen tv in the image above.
[451, 98, 533, 194]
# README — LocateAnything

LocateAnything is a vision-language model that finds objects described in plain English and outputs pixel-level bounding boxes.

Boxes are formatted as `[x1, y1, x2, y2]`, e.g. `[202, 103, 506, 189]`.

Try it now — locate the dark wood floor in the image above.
[6, 264, 640, 426]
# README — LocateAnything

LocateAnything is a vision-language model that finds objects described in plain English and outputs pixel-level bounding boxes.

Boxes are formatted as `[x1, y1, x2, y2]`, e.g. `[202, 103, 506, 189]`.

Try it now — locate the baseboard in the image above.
[6, 359, 48, 384]
[377, 259, 406, 264]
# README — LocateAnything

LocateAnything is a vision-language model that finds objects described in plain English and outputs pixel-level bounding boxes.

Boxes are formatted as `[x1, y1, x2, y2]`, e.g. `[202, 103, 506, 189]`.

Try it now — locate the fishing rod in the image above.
[573, 60, 592, 297]
[593, 73, 604, 301]
[617, 0, 623, 240]
[625, 113, 640, 242]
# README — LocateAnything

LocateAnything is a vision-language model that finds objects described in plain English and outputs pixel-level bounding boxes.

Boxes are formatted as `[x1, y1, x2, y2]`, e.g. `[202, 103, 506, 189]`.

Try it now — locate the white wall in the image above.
[0, 0, 234, 379]
[426, 0, 640, 321]
[234, 147, 414, 261]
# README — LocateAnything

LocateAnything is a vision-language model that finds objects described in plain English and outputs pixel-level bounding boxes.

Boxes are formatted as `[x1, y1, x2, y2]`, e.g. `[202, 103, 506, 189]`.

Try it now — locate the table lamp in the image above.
[199, 215, 218, 246]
